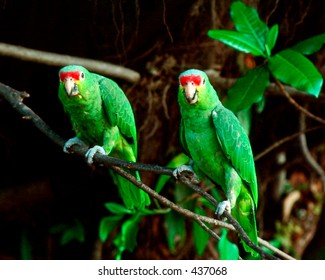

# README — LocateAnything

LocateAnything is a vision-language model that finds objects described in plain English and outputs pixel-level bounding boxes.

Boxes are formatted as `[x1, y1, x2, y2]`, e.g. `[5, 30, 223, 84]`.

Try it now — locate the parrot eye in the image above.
[80, 72, 85, 80]
[202, 78, 206, 86]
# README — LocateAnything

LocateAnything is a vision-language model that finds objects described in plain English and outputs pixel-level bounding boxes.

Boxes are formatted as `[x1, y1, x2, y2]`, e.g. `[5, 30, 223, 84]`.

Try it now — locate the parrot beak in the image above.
[63, 78, 80, 97]
[184, 83, 198, 104]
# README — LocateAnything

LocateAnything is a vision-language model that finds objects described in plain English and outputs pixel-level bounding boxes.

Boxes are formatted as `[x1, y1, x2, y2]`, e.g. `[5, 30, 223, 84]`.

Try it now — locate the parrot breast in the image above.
[59, 80, 106, 146]
[182, 109, 227, 187]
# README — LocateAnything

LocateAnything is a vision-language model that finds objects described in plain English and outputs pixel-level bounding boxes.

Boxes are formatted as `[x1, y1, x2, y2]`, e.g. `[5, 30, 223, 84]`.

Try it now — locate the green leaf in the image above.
[268, 49, 323, 96]
[291, 33, 325, 55]
[236, 108, 252, 136]
[255, 96, 266, 113]
[155, 153, 190, 193]
[174, 182, 195, 210]
[165, 211, 186, 253]
[99, 215, 123, 242]
[140, 208, 171, 215]
[225, 66, 270, 112]
[114, 214, 141, 253]
[208, 30, 265, 57]
[193, 206, 209, 256]
[104, 202, 135, 215]
[60, 220, 85, 245]
[266, 24, 279, 55]
[218, 228, 239, 260]
[21, 230, 32, 260]
[230, 1, 268, 55]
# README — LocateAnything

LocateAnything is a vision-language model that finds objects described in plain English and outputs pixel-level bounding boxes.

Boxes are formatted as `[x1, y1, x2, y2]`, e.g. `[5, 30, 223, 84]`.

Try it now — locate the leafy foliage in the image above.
[208, 0, 324, 112]
[230, 1, 269, 55]
[217, 228, 239, 260]
[165, 211, 186, 253]
[50, 219, 85, 249]
[193, 206, 210, 256]
[291, 33, 325, 55]
[208, 30, 266, 57]
[155, 154, 218, 257]
[155, 153, 190, 193]
[268, 49, 322, 96]
[113, 213, 141, 260]
[155, 154, 194, 254]
[224, 66, 269, 112]
[99, 202, 166, 259]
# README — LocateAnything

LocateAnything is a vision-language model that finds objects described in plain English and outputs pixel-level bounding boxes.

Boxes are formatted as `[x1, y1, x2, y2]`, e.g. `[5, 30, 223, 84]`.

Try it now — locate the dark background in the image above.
[1, 0, 325, 259]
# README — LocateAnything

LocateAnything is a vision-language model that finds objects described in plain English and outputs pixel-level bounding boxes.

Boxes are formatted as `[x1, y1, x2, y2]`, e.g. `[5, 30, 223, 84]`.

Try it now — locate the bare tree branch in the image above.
[274, 78, 325, 125]
[254, 125, 325, 161]
[257, 238, 295, 260]
[299, 109, 325, 190]
[0, 42, 140, 83]
[0, 81, 292, 260]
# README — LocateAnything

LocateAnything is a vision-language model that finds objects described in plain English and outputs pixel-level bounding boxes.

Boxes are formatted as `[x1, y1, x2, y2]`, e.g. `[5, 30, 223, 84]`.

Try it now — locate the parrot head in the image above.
[178, 69, 218, 108]
[59, 65, 90, 98]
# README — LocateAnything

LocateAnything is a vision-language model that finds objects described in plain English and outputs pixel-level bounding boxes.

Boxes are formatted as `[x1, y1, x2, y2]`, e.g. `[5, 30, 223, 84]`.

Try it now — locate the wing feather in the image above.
[97, 76, 138, 157]
[212, 104, 258, 207]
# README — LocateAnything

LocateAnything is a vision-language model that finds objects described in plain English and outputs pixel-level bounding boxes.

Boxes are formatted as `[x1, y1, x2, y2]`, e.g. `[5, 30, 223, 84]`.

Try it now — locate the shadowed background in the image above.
[0, 0, 325, 259]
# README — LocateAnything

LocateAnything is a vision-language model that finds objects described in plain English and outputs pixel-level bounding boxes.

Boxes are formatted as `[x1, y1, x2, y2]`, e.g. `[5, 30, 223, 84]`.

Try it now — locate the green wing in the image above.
[211, 103, 258, 207]
[97, 76, 138, 157]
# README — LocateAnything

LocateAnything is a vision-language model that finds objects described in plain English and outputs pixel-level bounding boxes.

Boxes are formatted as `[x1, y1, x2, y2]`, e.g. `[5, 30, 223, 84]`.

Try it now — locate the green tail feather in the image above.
[109, 170, 151, 210]
[232, 194, 258, 257]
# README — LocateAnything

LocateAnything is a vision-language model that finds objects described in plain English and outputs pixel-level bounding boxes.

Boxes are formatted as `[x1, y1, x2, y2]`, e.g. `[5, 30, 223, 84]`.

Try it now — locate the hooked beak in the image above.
[183, 83, 198, 104]
[63, 78, 80, 97]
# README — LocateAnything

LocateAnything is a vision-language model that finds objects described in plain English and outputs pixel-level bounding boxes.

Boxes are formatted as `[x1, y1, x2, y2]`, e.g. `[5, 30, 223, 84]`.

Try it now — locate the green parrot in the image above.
[58, 65, 150, 209]
[174, 69, 258, 257]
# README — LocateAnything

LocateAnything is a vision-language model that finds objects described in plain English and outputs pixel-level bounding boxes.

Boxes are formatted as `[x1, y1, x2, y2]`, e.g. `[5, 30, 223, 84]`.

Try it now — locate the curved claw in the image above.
[215, 200, 231, 219]
[85, 145, 106, 165]
[63, 137, 86, 153]
[173, 165, 199, 184]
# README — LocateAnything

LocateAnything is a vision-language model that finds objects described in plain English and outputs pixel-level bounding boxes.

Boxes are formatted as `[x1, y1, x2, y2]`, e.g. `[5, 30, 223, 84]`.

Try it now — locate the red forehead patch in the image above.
[59, 71, 80, 82]
[179, 74, 201, 86]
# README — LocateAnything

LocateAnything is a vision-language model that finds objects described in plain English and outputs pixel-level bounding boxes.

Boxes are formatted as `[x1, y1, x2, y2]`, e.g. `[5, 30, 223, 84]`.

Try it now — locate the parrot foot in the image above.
[173, 165, 200, 184]
[85, 145, 106, 165]
[215, 200, 231, 219]
[63, 137, 86, 153]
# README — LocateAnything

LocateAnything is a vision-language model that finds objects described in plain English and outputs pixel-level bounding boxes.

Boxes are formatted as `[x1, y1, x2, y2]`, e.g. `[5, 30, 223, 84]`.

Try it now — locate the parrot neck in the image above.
[67, 93, 101, 113]
[181, 105, 213, 131]
[180, 92, 221, 132]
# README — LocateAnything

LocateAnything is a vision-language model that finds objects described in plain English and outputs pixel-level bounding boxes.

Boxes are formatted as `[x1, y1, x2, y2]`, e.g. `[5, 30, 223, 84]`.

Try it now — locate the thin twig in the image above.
[0, 42, 140, 83]
[0, 82, 291, 259]
[265, 0, 280, 25]
[257, 238, 295, 260]
[299, 109, 325, 191]
[254, 125, 325, 161]
[0, 82, 66, 147]
[162, 0, 173, 43]
[275, 78, 325, 125]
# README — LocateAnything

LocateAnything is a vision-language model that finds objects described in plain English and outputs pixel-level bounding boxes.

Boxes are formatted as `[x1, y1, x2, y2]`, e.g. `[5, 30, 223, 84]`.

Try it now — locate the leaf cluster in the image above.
[99, 202, 168, 259]
[208, 1, 324, 112]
